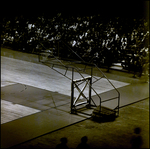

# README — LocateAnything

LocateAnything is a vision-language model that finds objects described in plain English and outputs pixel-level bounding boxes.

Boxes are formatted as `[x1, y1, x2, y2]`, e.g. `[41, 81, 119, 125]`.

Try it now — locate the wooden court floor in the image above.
[1, 55, 149, 148]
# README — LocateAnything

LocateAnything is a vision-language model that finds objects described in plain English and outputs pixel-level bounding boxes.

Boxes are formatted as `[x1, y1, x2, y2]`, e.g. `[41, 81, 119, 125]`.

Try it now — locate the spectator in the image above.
[132, 54, 141, 78]
[105, 39, 113, 72]
[130, 127, 143, 148]
[76, 136, 90, 149]
[55, 137, 69, 149]
[140, 48, 149, 82]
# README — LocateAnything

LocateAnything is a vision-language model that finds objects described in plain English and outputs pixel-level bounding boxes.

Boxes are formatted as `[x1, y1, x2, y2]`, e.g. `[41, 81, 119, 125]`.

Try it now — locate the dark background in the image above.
[1, 1, 149, 19]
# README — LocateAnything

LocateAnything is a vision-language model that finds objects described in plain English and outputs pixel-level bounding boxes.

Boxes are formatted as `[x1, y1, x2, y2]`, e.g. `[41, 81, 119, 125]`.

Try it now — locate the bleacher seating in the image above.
[1, 13, 149, 72]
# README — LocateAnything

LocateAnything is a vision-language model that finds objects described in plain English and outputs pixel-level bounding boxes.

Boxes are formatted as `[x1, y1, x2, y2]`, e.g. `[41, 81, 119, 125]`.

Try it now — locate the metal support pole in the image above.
[71, 68, 74, 113]
[88, 67, 92, 108]
[58, 41, 59, 57]
[38, 47, 40, 62]
[99, 67, 101, 114]
[117, 93, 120, 116]
[99, 94, 101, 114]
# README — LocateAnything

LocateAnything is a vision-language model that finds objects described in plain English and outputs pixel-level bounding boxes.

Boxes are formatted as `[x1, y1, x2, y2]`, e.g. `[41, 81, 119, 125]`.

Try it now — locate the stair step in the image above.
[92, 106, 116, 116]
[92, 106, 117, 122]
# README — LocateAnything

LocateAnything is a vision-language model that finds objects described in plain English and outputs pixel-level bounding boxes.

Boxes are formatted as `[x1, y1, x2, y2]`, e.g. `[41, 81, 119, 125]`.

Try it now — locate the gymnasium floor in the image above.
[1, 47, 149, 148]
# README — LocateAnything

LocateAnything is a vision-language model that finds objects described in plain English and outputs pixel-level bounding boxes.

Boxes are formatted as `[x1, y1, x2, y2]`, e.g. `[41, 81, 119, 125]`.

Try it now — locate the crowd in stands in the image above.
[1, 13, 149, 72]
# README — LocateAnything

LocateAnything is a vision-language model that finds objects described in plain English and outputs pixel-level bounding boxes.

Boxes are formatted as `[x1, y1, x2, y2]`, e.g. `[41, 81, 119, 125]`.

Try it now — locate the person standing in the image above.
[105, 39, 113, 72]
[55, 137, 69, 149]
[130, 127, 143, 148]
[76, 136, 90, 149]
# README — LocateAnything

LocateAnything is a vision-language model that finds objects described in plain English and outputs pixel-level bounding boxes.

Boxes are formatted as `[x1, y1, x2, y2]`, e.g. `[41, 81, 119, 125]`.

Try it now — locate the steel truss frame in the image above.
[70, 69, 98, 115]
[38, 40, 120, 117]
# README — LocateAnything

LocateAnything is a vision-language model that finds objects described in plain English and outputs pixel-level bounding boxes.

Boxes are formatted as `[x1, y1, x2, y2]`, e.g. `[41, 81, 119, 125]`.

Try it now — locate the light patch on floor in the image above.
[1, 100, 41, 124]
[1, 56, 130, 97]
